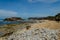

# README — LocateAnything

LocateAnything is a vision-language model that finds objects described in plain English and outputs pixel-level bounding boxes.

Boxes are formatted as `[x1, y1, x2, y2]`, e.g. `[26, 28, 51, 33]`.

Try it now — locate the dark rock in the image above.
[4, 17, 23, 21]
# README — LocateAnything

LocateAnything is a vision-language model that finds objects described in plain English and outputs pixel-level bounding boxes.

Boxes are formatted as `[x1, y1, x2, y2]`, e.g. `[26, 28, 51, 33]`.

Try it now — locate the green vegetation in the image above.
[3, 13, 60, 22]
[28, 13, 60, 22]
[55, 13, 60, 22]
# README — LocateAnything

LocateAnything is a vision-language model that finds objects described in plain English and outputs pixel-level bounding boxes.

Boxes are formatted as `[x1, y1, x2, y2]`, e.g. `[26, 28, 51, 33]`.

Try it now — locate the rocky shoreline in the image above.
[6, 28, 60, 40]
[0, 20, 60, 40]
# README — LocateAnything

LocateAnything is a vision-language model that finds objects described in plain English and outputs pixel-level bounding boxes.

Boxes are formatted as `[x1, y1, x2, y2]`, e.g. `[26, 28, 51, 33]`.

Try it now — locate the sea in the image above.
[0, 19, 33, 26]
[0, 19, 24, 26]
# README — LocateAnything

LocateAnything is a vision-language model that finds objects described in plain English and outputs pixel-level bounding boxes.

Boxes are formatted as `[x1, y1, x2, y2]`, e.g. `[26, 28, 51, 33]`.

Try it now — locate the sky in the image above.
[0, 0, 60, 19]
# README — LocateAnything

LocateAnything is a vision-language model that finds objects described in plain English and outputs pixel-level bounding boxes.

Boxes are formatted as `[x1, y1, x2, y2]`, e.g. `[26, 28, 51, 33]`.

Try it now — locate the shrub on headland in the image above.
[3, 13, 60, 22]
[28, 13, 60, 22]
[55, 13, 60, 22]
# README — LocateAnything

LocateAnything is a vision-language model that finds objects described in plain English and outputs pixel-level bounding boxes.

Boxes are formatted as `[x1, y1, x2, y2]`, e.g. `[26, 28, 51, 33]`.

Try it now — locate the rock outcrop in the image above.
[4, 17, 23, 21]
[7, 27, 60, 40]
[0, 20, 60, 40]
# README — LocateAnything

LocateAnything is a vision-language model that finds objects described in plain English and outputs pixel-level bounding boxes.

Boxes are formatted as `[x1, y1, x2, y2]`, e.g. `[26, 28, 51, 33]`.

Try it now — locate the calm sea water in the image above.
[0, 19, 35, 26]
[0, 19, 24, 26]
[0, 21, 20, 25]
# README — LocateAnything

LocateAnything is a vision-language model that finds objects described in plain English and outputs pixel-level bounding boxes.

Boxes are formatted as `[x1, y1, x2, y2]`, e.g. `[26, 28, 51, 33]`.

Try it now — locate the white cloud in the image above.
[28, 0, 60, 3]
[0, 10, 18, 18]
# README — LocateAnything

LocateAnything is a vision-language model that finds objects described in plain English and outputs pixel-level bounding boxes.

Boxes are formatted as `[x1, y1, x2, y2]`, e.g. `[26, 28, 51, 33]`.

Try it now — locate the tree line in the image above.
[28, 13, 60, 22]
[4, 13, 60, 22]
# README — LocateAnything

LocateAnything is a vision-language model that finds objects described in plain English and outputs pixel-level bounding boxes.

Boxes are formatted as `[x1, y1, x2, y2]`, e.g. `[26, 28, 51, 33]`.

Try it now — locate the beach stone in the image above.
[7, 27, 60, 40]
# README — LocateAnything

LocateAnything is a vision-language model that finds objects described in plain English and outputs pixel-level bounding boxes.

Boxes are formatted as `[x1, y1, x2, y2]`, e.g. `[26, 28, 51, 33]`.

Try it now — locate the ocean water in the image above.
[0, 19, 24, 26]
[0, 21, 23, 26]
[0, 19, 35, 26]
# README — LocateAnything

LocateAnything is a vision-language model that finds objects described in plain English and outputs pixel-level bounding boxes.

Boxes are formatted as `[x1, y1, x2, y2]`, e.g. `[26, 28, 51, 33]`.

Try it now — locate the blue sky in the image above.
[0, 0, 60, 19]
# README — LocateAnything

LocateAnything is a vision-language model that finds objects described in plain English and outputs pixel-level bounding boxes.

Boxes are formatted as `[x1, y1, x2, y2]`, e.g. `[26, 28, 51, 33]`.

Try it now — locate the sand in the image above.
[31, 20, 60, 30]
